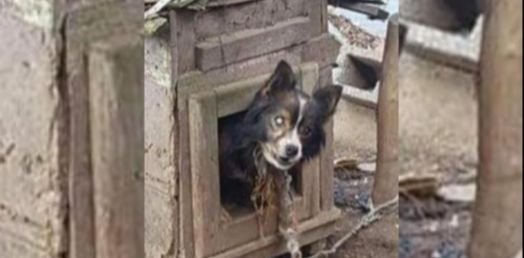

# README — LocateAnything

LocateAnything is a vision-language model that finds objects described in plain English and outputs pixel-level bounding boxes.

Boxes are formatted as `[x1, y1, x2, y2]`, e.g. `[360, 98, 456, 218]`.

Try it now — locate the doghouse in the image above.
[145, 1, 341, 257]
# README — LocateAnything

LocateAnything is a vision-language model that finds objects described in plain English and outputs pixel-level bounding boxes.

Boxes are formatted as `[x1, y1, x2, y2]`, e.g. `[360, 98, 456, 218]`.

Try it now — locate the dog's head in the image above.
[242, 60, 342, 170]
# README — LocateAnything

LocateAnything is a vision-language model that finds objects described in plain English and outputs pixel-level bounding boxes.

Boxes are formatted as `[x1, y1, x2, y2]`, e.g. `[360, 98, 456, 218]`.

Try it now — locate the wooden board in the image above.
[66, 2, 142, 258]
[195, 17, 311, 71]
[188, 92, 221, 258]
[194, 0, 306, 40]
[88, 33, 144, 258]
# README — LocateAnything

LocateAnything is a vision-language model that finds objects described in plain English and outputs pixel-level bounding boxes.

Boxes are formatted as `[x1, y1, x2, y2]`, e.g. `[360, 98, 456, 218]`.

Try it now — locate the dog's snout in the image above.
[285, 145, 299, 158]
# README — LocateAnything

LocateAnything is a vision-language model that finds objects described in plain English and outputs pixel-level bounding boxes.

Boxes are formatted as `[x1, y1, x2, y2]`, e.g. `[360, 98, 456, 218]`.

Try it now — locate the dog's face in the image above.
[242, 61, 342, 170]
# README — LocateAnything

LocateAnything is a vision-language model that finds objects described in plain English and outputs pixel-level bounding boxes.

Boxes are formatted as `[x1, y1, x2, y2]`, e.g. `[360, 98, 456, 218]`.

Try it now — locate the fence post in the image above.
[467, 1, 523, 257]
[88, 35, 144, 258]
[372, 14, 399, 205]
[65, 2, 143, 258]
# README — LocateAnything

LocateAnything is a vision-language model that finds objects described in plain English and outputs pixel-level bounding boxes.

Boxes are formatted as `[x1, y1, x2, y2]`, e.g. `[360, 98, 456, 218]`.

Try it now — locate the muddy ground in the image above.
[317, 50, 477, 258]
[302, 10, 477, 256]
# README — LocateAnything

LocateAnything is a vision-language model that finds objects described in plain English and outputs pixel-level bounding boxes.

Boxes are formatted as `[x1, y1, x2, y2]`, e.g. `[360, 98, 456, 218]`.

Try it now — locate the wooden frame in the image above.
[179, 62, 340, 258]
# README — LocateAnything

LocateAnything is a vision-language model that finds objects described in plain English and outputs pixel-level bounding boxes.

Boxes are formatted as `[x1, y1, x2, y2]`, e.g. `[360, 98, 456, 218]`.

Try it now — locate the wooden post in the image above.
[467, 1, 523, 258]
[89, 35, 144, 258]
[372, 14, 399, 205]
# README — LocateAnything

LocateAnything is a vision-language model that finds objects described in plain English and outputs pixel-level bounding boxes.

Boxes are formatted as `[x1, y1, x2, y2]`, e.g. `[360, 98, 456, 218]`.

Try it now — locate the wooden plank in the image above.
[302, 157, 321, 218]
[188, 92, 221, 258]
[168, 10, 181, 258]
[66, 3, 142, 258]
[178, 46, 303, 94]
[194, 0, 306, 40]
[171, 10, 197, 258]
[174, 10, 197, 74]
[195, 17, 311, 71]
[372, 14, 399, 205]
[211, 209, 341, 258]
[320, 119, 335, 211]
[176, 100, 196, 258]
[300, 62, 321, 217]
[88, 34, 144, 258]
[468, 0, 523, 257]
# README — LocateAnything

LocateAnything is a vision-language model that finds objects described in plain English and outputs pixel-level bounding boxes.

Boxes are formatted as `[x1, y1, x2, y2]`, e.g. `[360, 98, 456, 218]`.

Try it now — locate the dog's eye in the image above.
[300, 126, 312, 136]
[274, 115, 284, 127]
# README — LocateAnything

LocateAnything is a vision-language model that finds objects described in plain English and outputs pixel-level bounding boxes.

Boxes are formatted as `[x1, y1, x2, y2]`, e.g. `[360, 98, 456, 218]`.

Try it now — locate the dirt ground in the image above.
[327, 92, 398, 258]
[315, 30, 478, 258]
[319, 13, 398, 258]
[322, 52, 478, 258]
[398, 52, 477, 258]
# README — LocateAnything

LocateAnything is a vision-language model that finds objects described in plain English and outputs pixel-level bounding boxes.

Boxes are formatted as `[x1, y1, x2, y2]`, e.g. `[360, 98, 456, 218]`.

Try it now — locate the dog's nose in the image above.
[285, 145, 299, 158]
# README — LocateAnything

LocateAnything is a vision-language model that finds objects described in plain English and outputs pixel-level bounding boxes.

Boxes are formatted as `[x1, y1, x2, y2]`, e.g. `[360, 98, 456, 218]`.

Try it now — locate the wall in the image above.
[0, 1, 67, 257]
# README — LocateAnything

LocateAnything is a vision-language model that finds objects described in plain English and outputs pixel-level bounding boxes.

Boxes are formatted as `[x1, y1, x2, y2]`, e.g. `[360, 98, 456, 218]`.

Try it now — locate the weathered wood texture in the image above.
[194, 0, 307, 40]
[65, 2, 143, 258]
[196, 17, 311, 71]
[88, 34, 144, 258]
[172, 0, 329, 74]
[467, 1, 523, 257]
[188, 92, 221, 258]
[372, 14, 399, 205]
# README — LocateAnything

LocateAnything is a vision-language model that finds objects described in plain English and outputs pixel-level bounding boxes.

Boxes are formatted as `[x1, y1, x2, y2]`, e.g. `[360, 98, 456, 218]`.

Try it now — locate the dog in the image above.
[219, 60, 342, 207]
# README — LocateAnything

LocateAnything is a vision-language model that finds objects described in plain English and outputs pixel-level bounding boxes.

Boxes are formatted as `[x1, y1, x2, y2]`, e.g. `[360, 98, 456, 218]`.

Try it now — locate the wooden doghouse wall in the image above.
[145, 0, 339, 257]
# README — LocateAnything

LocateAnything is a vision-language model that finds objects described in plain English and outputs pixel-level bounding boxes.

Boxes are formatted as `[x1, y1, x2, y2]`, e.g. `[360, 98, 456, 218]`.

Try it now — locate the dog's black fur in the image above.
[219, 60, 342, 207]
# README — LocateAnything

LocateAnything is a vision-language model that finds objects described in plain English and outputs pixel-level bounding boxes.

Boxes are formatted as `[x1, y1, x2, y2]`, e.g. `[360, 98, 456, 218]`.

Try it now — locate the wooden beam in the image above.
[89, 34, 144, 258]
[467, 0, 523, 257]
[372, 14, 399, 205]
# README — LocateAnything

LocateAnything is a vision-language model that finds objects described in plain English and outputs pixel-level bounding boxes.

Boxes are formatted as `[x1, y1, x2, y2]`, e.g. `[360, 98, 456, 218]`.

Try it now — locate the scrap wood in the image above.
[334, 157, 358, 171]
[308, 196, 399, 258]
[399, 173, 441, 198]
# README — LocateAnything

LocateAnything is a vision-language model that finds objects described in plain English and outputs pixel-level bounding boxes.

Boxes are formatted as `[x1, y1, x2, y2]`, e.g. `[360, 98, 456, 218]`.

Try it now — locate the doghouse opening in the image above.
[218, 111, 303, 218]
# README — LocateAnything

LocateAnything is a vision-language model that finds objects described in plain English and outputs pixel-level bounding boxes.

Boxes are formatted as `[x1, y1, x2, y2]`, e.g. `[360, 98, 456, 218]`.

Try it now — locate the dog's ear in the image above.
[312, 85, 343, 122]
[259, 60, 296, 96]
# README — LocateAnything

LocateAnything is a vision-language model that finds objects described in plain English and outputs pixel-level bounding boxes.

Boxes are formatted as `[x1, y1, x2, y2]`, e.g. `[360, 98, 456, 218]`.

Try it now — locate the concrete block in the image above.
[0, 13, 66, 258]
[403, 18, 481, 73]
[145, 34, 177, 258]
